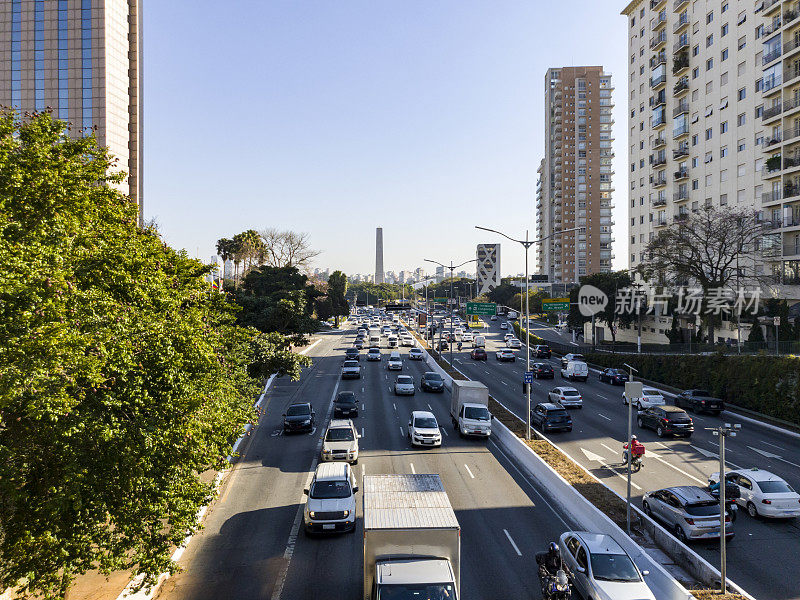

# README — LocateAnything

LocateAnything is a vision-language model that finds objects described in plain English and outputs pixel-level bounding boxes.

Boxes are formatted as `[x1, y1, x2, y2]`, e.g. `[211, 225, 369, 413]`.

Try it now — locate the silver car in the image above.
[394, 375, 415, 395]
[321, 419, 361, 465]
[642, 486, 733, 543]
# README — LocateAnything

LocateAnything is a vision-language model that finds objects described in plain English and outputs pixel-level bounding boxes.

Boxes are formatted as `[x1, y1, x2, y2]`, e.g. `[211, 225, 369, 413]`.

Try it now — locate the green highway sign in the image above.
[432, 298, 448, 304]
[542, 298, 569, 312]
[466, 302, 497, 316]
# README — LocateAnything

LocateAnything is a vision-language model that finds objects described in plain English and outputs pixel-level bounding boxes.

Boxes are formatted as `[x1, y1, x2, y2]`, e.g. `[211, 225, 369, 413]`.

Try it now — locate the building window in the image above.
[692, 67, 700, 79]
[737, 112, 745, 126]
[692, 134, 699, 146]
[722, 1, 728, 13]
[707, 11, 713, 24]
[720, 193, 728, 205]
[82, 0, 93, 130]
[721, 23, 728, 37]
[707, 58, 714, 70]
[10, 0, 21, 111]
[721, 121, 728, 133]
[721, 48, 728, 61]
[755, 105, 763, 118]
[738, 36, 746, 51]
[34, 0, 44, 112]
[693, 45, 699, 57]
[721, 145, 728, 157]
[707, 34, 714, 47]
[58, 0, 69, 119]
[737, 87, 746, 101]
[737, 139, 745, 152]
[737, 163, 746, 176]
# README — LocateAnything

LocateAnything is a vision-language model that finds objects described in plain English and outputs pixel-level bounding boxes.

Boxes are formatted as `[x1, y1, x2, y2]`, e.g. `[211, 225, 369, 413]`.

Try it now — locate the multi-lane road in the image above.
[157, 326, 600, 600]
[448, 316, 800, 600]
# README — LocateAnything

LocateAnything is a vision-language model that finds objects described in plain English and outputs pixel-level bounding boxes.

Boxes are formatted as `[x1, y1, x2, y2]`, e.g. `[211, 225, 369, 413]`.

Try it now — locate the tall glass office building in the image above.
[0, 0, 143, 221]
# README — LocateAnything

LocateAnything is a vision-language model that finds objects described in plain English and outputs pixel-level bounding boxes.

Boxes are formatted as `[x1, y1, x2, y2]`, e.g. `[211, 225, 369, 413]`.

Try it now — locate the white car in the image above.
[709, 468, 800, 519]
[490, 315, 497, 321]
[408, 348, 424, 360]
[548, 387, 583, 408]
[500, 322, 508, 330]
[461, 332, 474, 343]
[400, 335, 414, 347]
[507, 338, 522, 349]
[495, 348, 516, 362]
[560, 353, 586, 369]
[623, 387, 666, 410]
[408, 410, 442, 447]
[504, 332, 515, 341]
[303, 462, 358, 535]
[387, 354, 403, 370]
[321, 419, 361, 464]
[559, 532, 655, 600]
[394, 375, 416, 395]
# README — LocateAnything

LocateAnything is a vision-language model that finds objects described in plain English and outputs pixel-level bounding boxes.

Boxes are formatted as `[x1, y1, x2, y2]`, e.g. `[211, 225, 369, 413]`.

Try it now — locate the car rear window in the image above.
[547, 409, 568, 418]
[757, 480, 795, 494]
[685, 502, 719, 516]
[562, 390, 580, 397]
[694, 390, 712, 397]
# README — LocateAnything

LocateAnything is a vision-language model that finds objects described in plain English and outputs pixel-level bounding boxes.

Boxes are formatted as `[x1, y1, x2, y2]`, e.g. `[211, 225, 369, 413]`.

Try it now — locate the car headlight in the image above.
[342, 510, 350, 518]
[302, 419, 311, 425]
[309, 511, 316, 519]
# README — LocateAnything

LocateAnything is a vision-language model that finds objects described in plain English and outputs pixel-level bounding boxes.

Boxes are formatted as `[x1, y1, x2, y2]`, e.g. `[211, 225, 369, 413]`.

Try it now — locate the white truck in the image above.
[363, 474, 460, 600]
[450, 380, 491, 439]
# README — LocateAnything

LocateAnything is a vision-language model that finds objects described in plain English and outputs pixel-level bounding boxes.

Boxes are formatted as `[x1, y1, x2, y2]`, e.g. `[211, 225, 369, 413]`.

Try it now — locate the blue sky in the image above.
[143, 0, 629, 277]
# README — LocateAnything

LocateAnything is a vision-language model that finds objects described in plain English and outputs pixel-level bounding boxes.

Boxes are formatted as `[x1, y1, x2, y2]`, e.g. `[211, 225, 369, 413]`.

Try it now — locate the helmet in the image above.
[549, 541, 559, 555]
[630, 435, 638, 441]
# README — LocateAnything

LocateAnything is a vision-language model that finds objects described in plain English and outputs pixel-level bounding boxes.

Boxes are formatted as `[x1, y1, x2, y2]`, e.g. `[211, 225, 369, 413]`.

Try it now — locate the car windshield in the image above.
[758, 480, 795, 494]
[286, 405, 310, 416]
[464, 406, 490, 421]
[425, 373, 442, 382]
[589, 553, 641, 582]
[685, 502, 719, 516]
[397, 376, 413, 384]
[335, 395, 356, 405]
[310, 480, 351, 499]
[414, 417, 438, 429]
[377, 583, 455, 600]
[547, 409, 569, 418]
[326, 428, 354, 442]
[562, 390, 580, 397]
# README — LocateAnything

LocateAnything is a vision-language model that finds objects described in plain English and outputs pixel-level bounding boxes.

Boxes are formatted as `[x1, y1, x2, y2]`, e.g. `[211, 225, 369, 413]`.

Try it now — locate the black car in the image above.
[637, 405, 694, 438]
[333, 391, 359, 418]
[283, 402, 315, 433]
[532, 362, 554, 379]
[675, 389, 725, 415]
[470, 348, 488, 361]
[531, 403, 572, 432]
[345, 348, 360, 361]
[598, 368, 629, 385]
[533, 345, 552, 359]
[421, 372, 445, 392]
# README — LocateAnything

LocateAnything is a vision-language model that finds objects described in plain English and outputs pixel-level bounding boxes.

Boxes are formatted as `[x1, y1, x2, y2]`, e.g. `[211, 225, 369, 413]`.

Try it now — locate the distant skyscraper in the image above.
[0, 0, 144, 221]
[476, 244, 501, 295]
[375, 227, 384, 283]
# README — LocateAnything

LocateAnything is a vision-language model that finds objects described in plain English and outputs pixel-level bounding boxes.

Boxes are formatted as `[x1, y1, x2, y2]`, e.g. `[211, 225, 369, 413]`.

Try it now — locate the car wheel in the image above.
[656, 425, 665, 438]
[637, 416, 644, 428]
[675, 524, 687, 543]
[747, 501, 759, 518]
[643, 501, 652, 517]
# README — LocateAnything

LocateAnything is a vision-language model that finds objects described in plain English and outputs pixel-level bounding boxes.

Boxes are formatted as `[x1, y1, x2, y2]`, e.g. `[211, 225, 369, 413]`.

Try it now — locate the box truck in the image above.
[450, 380, 491, 439]
[363, 474, 460, 600]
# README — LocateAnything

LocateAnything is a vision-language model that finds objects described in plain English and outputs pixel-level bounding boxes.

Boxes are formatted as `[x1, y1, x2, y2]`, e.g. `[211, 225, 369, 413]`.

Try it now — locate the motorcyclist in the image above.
[457, 341, 463, 351]
[624, 435, 646, 459]
[536, 542, 567, 578]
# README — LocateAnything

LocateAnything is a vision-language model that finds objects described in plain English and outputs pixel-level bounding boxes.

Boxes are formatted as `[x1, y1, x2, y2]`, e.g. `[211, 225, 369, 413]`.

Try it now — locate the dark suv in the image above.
[675, 389, 724, 415]
[532, 362, 554, 379]
[333, 391, 358, 418]
[533, 345, 552, 358]
[637, 405, 694, 438]
[531, 403, 572, 432]
[421, 372, 445, 392]
[283, 402, 315, 433]
[470, 348, 487, 361]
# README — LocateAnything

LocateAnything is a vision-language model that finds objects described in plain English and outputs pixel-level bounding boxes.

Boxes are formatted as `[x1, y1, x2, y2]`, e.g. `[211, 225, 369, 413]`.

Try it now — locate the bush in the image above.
[584, 353, 800, 425]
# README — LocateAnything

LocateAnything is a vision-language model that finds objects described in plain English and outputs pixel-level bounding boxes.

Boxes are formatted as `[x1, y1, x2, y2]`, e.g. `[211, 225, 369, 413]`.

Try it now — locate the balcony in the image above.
[673, 34, 689, 54]
[650, 73, 667, 88]
[653, 114, 667, 129]
[652, 12, 667, 31]
[673, 189, 690, 202]
[763, 47, 782, 65]
[672, 53, 689, 74]
[653, 155, 668, 167]
[673, 144, 689, 158]
[673, 0, 688, 9]
[763, 74, 783, 94]
[762, 0, 782, 17]
[650, 30, 668, 50]
[763, 190, 783, 204]
[765, 133, 783, 147]
[652, 135, 666, 149]
[650, 0, 665, 9]
[650, 52, 667, 68]
[672, 123, 689, 138]
[673, 77, 689, 95]
[785, 9, 799, 27]
[655, 216, 668, 227]
[672, 100, 689, 117]
[784, 242, 800, 257]
[653, 174, 667, 187]
[651, 93, 666, 108]
[785, 154, 800, 169]
[674, 212, 690, 222]
[786, 66, 800, 86]
[763, 19, 783, 38]
[653, 197, 668, 207]
[763, 102, 783, 122]
[674, 167, 689, 181]
[673, 13, 689, 33]
[785, 125, 800, 143]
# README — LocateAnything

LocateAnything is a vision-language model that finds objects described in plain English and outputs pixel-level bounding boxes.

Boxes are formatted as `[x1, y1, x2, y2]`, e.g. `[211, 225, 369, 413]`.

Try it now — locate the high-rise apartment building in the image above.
[536, 66, 615, 283]
[0, 0, 143, 219]
[621, 0, 764, 275]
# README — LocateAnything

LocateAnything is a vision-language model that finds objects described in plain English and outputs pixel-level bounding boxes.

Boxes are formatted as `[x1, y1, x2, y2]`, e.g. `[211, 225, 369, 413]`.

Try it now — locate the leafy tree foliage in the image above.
[566, 271, 634, 343]
[0, 112, 304, 598]
[326, 271, 349, 326]
[486, 283, 518, 306]
[747, 321, 765, 343]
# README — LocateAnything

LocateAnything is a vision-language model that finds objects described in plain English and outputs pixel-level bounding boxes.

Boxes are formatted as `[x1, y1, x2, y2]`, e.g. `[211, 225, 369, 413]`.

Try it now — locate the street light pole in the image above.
[707, 423, 741, 594]
[476, 224, 583, 441]
[623, 363, 639, 535]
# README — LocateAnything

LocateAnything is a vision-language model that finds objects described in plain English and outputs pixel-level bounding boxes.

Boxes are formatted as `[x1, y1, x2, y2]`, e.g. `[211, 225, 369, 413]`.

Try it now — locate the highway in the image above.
[446, 316, 800, 600]
[156, 325, 604, 600]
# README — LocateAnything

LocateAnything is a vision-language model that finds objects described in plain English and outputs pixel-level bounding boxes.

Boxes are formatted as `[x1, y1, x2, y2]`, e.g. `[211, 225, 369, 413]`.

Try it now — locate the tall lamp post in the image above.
[425, 258, 478, 368]
[475, 225, 583, 440]
[622, 364, 640, 535]
[706, 423, 741, 594]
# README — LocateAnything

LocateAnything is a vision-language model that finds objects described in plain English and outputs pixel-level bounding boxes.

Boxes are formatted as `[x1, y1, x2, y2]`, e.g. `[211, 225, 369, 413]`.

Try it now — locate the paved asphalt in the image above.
[156, 326, 621, 600]
[447, 316, 800, 600]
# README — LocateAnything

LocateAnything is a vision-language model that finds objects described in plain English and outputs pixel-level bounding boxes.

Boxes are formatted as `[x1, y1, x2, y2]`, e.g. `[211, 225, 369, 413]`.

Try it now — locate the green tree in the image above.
[747, 321, 765, 343]
[665, 315, 683, 344]
[0, 112, 312, 598]
[487, 282, 519, 306]
[326, 270, 349, 326]
[567, 271, 634, 343]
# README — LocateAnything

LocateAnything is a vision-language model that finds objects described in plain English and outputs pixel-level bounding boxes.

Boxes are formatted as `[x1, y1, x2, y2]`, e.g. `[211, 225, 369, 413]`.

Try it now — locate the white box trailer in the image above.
[450, 380, 491, 439]
[363, 474, 460, 600]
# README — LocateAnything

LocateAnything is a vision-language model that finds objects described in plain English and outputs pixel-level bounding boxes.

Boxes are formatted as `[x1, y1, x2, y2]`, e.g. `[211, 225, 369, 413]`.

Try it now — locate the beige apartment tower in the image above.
[0, 0, 143, 220]
[536, 66, 615, 283]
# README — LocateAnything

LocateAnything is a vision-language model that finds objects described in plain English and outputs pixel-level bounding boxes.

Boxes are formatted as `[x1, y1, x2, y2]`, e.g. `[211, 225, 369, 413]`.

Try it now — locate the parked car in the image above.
[321, 419, 360, 464]
[366, 347, 382, 361]
[622, 387, 665, 410]
[303, 462, 358, 535]
[642, 486, 733, 543]
[408, 411, 442, 447]
[470, 348, 488, 361]
[495, 348, 516, 362]
[394, 375, 416, 395]
[283, 402, 315, 433]
[637, 405, 693, 437]
[532, 362, 554, 379]
[531, 402, 572, 432]
[387, 352, 403, 371]
[533, 345, 551, 358]
[560, 353, 585, 369]
[421, 372, 445, 392]
[598, 368, 629, 385]
[341, 360, 361, 379]
[559, 532, 656, 600]
[561, 361, 588, 382]
[548, 387, 583, 409]
[408, 347, 424, 360]
[332, 390, 358, 417]
[709, 468, 800, 519]
[675, 389, 725, 415]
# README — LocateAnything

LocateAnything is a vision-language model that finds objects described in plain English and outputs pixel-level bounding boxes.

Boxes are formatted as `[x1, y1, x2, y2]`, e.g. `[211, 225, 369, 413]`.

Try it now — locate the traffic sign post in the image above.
[466, 302, 497, 316]
[542, 298, 569, 312]
[524, 371, 534, 384]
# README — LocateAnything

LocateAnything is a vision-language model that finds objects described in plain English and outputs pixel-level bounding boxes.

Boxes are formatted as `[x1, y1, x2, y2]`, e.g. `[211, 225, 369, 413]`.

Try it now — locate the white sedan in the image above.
[507, 338, 522, 349]
[710, 468, 800, 519]
[622, 387, 666, 410]
[500, 322, 508, 330]
[394, 375, 416, 395]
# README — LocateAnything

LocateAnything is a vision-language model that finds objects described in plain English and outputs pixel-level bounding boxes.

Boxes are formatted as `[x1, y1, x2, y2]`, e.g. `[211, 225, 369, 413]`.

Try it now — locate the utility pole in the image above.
[707, 423, 741, 594]
[623, 367, 641, 535]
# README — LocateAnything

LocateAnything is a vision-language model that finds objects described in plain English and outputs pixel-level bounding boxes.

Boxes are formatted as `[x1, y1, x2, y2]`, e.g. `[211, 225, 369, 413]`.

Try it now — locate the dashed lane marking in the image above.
[503, 529, 522, 556]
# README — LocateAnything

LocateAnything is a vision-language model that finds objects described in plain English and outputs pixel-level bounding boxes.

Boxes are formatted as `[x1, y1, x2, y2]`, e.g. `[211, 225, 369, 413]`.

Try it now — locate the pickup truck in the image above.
[674, 389, 724, 415]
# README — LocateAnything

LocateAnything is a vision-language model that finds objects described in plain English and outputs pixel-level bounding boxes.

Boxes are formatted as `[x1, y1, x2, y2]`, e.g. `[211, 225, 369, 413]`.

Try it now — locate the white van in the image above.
[561, 360, 588, 382]
[387, 334, 399, 348]
[369, 334, 380, 347]
[303, 462, 358, 535]
[473, 335, 486, 348]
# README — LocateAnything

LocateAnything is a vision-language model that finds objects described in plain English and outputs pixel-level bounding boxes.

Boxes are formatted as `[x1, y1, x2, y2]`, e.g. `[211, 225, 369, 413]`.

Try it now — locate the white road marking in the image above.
[361, 387, 365, 393]
[410, 462, 416, 474]
[361, 428, 365, 438]
[362, 403, 365, 411]
[298, 338, 323, 355]
[761, 441, 785, 451]
[427, 403, 433, 411]
[400, 426, 405, 436]
[690, 445, 743, 469]
[597, 394, 608, 400]
[484, 370, 491, 374]
[464, 464, 475, 479]
[393, 403, 397, 411]
[647, 452, 707, 485]
[748, 446, 800, 469]
[597, 413, 611, 421]
[503, 529, 522, 556]
[600, 443, 618, 455]
[501, 381, 508, 386]
[581, 447, 607, 462]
